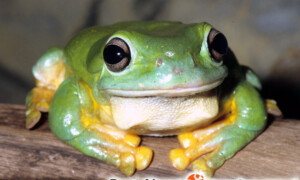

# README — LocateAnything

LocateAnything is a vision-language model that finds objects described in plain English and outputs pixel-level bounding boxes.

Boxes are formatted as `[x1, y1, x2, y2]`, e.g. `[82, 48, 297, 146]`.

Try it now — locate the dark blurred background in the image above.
[0, 0, 300, 118]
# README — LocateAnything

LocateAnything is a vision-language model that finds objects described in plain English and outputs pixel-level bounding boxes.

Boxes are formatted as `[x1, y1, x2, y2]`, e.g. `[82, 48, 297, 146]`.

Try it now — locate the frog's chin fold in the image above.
[103, 78, 225, 97]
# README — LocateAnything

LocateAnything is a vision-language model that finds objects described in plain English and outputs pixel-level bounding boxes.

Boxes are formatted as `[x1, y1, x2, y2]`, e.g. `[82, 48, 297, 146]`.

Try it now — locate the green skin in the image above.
[27, 21, 266, 177]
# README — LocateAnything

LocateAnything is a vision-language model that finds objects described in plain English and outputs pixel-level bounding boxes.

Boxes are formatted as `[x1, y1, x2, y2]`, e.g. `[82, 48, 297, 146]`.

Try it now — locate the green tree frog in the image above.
[25, 21, 281, 177]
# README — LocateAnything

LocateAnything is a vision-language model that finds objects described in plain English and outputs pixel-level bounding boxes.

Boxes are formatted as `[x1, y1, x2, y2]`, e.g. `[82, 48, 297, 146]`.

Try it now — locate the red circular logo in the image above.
[187, 173, 204, 180]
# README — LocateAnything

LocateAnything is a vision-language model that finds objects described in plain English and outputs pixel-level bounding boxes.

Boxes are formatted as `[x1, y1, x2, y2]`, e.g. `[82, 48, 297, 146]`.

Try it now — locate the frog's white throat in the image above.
[108, 90, 219, 135]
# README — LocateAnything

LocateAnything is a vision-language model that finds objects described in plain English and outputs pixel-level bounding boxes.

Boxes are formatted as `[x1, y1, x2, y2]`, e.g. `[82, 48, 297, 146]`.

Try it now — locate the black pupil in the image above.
[103, 45, 127, 64]
[211, 33, 228, 55]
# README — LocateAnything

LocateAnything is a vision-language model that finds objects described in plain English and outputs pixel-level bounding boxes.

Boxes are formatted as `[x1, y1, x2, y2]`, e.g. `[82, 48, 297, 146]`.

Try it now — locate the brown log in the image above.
[0, 104, 299, 179]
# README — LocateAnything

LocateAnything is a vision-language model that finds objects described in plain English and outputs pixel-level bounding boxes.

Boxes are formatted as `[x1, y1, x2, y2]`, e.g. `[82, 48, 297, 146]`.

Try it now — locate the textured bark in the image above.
[0, 104, 299, 179]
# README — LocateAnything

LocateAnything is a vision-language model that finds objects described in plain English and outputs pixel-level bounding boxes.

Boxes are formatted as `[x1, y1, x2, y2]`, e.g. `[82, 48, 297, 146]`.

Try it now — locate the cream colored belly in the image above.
[107, 90, 219, 136]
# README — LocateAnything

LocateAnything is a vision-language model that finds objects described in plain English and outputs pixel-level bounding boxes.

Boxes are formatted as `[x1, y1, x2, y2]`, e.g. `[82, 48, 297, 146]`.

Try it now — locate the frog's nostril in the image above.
[156, 58, 163, 67]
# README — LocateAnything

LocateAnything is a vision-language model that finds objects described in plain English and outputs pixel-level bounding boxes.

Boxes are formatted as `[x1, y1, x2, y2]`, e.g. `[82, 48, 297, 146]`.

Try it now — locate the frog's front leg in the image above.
[26, 47, 65, 129]
[170, 81, 266, 177]
[49, 79, 153, 176]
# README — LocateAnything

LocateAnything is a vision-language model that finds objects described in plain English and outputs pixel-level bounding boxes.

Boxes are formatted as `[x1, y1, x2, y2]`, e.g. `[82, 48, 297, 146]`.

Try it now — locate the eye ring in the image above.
[103, 38, 131, 72]
[208, 29, 228, 62]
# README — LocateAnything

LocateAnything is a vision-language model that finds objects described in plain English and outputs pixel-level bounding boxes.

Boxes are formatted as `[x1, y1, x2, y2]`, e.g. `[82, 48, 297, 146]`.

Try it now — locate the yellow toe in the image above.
[135, 146, 153, 170]
[192, 158, 214, 178]
[169, 148, 190, 170]
[178, 132, 197, 148]
[124, 134, 141, 147]
[120, 152, 135, 176]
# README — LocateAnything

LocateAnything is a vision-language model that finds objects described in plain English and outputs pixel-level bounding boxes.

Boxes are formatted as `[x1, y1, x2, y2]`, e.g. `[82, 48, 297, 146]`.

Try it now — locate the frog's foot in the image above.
[170, 123, 257, 178]
[265, 99, 282, 117]
[169, 117, 228, 176]
[66, 124, 153, 176]
[25, 87, 55, 129]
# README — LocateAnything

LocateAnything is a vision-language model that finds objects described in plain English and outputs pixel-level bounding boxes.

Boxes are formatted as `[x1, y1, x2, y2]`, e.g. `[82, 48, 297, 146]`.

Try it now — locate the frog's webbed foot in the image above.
[66, 123, 153, 176]
[265, 99, 282, 117]
[170, 81, 267, 178]
[170, 116, 258, 178]
[49, 80, 153, 176]
[26, 87, 55, 128]
[25, 47, 65, 129]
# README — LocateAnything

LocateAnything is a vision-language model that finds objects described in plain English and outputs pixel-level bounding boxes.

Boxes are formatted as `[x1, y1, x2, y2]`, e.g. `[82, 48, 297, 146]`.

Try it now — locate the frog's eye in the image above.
[103, 38, 131, 72]
[208, 29, 228, 62]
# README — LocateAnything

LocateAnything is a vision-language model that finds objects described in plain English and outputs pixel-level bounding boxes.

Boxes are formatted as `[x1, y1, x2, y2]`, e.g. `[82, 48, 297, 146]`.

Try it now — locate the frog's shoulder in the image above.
[222, 49, 261, 90]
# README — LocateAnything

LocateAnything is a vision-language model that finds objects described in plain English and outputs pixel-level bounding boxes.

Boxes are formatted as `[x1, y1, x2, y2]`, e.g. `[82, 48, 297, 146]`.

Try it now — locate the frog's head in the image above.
[88, 22, 228, 97]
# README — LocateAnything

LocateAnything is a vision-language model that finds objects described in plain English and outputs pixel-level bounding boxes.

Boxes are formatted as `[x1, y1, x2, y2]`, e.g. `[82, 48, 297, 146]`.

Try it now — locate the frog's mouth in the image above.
[103, 78, 225, 97]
